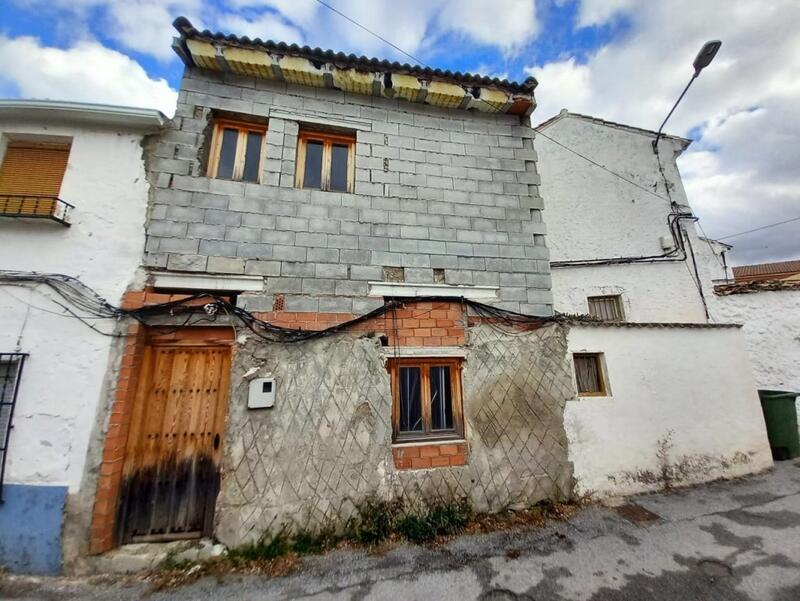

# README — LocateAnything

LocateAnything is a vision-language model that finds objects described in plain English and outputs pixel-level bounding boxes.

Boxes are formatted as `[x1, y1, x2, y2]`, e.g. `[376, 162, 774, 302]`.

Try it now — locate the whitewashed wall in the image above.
[710, 289, 800, 391]
[536, 114, 711, 322]
[564, 324, 773, 497]
[0, 120, 150, 492]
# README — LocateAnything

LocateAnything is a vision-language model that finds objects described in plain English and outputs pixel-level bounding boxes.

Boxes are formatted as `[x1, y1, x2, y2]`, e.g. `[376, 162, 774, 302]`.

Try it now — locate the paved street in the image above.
[3, 461, 800, 601]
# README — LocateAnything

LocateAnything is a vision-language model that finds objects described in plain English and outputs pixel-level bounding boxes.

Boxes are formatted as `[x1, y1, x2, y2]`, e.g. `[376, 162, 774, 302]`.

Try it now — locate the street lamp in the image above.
[652, 40, 722, 153]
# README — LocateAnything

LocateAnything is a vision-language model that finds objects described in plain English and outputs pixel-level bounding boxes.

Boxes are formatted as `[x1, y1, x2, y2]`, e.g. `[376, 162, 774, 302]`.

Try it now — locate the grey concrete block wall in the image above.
[146, 68, 552, 315]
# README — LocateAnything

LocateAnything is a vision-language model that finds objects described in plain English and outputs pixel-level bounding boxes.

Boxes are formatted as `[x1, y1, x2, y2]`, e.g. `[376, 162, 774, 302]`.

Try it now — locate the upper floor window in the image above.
[587, 295, 624, 322]
[0, 140, 73, 224]
[208, 119, 266, 182]
[295, 130, 355, 193]
[389, 358, 464, 443]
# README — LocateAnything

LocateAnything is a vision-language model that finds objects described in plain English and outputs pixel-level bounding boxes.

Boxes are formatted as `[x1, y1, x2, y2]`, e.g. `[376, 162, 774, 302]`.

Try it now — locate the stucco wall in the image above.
[709, 289, 800, 393]
[0, 120, 150, 492]
[564, 324, 773, 497]
[215, 322, 575, 546]
[536, 115, 710, 322]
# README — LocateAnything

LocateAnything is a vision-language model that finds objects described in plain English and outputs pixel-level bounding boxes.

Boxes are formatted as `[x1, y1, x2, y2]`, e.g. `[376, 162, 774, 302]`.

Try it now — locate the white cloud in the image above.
[0, 35, 178, 116]
[527, 0, 800, 264]
[217, 13, 304, 45]
[438, 0, 538, 52]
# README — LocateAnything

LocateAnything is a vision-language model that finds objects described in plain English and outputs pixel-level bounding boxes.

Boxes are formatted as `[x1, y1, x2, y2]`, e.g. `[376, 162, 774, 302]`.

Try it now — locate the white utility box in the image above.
[248, 377, 276, 409]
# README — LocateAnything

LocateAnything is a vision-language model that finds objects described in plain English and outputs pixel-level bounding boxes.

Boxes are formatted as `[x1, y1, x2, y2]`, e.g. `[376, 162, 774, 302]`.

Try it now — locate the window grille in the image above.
[0, 353, 26, 502]
[587, 295, 625, 322]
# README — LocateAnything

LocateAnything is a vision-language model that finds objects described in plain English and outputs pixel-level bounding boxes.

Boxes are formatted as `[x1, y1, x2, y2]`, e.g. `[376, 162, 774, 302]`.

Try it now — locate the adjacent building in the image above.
[0, 100, 165, 574]
[536, 110, 773, 497]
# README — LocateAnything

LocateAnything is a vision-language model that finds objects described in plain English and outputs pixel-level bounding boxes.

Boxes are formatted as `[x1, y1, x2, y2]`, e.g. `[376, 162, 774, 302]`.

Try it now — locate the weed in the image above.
[291, 526, 341, 555]
[227, 530, 290, 563]
[395, 499, 473, 543]
[395, 513, 433, 543]
[348, 496, 403, 544]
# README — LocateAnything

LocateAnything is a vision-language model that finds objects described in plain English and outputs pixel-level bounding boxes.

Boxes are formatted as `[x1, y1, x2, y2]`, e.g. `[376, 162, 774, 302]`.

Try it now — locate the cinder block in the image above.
[245, 260, 281, 276]
[207, 256, 246, 274]
[315, 263, 347, 279]
[334, 280, 368, 296]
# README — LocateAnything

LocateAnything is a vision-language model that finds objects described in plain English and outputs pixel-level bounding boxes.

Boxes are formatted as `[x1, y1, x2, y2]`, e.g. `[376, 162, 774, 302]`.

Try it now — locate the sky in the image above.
[1, 0, 798, 266]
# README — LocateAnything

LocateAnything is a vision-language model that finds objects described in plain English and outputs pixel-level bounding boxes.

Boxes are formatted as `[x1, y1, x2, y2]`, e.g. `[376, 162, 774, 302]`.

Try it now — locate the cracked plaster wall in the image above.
[214, 322, 575, 546]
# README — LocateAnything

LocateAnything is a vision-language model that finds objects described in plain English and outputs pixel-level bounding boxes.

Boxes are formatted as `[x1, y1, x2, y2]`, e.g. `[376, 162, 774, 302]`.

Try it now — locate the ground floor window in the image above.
[573, 353, 608, 396]
[389, 358, 464, 443]
[0, 353, 26, 500]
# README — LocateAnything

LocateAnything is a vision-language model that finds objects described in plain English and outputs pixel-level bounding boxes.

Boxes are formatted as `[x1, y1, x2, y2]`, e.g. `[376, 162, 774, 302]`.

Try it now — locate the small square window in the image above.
[573, 353, 608, 396]
[587, 295, 624, 322]
[208, 119, 266, 183]
[389, 358, 464, 442]
[295, 131, 355, 193]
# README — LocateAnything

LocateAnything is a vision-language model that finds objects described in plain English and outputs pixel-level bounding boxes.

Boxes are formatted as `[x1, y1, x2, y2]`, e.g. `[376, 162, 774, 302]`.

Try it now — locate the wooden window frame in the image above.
[207, 119, 267, 182]
[587, 295, 625, 322]
[388, 357, 464, 443]
[295, 130, 356, 193]
[573, 353, 608, 397]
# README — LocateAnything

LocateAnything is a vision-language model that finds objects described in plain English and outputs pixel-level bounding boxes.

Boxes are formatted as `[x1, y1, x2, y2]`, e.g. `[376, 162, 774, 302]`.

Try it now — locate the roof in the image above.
[732, 259, 800, 282]
[536, 110, 692, 149]
[715, 279, 800, 295]
[171, 17, 536, 116]
[564, 319, 741, 330]
[0, 99, 166, 131]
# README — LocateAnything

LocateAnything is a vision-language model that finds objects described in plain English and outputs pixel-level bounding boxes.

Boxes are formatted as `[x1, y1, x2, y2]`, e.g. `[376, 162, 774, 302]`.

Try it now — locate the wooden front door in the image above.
[116, 328, 233, 543]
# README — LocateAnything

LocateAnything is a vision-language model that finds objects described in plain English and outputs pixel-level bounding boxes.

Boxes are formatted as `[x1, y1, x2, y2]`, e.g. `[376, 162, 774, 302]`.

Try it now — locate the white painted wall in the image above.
[709, 290, 800, 393]
[564, 324, 773, 497]
[0, 119, 151, 492]
[536, 114, 712, 322]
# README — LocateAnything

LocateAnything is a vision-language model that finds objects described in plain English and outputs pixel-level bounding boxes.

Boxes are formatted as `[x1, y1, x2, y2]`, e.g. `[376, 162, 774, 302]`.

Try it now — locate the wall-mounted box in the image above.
[248, 377, 276, 409]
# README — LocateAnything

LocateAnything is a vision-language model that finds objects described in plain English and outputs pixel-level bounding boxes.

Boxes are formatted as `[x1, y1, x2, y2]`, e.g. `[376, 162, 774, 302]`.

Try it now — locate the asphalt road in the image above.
[3, 461, 800, 601]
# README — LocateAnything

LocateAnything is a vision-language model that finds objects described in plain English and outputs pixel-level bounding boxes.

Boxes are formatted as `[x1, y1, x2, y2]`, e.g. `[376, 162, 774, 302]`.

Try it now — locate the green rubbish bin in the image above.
[759, 389, 800, 460]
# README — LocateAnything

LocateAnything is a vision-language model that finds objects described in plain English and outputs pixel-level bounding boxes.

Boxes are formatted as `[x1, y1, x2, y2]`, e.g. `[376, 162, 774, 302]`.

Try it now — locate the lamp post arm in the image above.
[652, 72, 699, 153]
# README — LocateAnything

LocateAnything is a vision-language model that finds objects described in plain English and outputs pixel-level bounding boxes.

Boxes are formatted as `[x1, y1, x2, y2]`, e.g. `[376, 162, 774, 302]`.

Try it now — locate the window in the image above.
[389, 358, 464, 442]
[208, 119, 266, 182]
[0, 141, 72, 223]
[295, 131, 355, 192]
[0, 354, 26, 501]
[573, 353, 607, 396]
[588, 295, 624, 322]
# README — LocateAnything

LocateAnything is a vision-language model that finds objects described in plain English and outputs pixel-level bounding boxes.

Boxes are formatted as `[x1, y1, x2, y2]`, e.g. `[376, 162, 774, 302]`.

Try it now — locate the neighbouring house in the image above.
[83, 17, 576, 560]
[0, 100, 165, 574]
[711, 260, 800, 442]
[535, 110, 773, 497]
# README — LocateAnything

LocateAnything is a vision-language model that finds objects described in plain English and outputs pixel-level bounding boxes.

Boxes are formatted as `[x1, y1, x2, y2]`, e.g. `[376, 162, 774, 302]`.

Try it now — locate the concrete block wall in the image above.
[146, 68, 552, 315]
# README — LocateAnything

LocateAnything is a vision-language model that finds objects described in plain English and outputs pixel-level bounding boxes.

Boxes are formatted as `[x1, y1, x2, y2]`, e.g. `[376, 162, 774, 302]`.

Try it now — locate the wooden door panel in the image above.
[116, 330, 232, 544]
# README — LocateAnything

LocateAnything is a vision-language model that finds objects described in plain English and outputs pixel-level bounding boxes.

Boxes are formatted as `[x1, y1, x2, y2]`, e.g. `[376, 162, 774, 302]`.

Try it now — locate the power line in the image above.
[717, 215, 800, 240]
[313, 0, 427, 67]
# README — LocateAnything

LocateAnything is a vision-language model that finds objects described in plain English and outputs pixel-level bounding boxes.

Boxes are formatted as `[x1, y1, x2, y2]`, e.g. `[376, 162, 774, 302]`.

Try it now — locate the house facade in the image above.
[536, 111, 773, 496]
[83, 18, 576, 559]
[0, 100, 164, 574]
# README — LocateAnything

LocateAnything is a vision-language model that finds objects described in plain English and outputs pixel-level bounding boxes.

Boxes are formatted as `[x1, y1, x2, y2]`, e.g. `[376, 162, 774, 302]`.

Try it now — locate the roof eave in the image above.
[0, 99, 167, 131]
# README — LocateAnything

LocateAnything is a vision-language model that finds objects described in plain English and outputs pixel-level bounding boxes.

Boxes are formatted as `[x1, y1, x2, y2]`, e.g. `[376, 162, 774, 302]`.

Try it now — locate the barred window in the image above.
[0, 354, 26, 500]
[574, 353, 607, 396]
[588, 295, 624, 322]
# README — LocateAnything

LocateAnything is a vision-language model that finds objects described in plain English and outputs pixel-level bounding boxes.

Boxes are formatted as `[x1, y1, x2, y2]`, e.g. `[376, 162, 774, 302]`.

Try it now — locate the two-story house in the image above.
[535, 110, 772, 497]
[0, 100, 164, 574]
[85, 18, 577, 557]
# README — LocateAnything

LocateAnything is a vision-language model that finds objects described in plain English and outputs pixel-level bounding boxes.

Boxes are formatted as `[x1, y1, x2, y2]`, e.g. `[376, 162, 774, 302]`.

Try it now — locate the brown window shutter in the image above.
[0, 143, 71, 197]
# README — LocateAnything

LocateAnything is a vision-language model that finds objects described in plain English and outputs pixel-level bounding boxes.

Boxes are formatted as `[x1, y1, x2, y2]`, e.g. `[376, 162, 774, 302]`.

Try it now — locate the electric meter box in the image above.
[248, 377, 276, 409]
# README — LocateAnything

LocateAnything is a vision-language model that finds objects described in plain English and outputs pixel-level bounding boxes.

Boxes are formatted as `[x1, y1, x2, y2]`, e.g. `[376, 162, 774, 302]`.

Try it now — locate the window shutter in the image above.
[0, 143, 71, 197]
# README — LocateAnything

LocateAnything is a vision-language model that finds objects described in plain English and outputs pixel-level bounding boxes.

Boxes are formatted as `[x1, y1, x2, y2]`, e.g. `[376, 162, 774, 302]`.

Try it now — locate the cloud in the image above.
[217, 13, 305, 45]
[526, 0, 800, 264]
[0, 35, 178, 116]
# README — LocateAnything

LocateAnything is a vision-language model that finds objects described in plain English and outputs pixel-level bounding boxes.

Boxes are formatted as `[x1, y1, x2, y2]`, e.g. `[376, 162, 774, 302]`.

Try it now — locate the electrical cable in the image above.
[716, 215, 800, 240]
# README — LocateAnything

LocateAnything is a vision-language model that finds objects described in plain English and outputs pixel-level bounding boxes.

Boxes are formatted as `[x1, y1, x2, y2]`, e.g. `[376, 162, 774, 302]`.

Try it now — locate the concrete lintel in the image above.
[269, 110, 372, 132]
[368, 281, 499, 300]
[381, 346, 467, 359]
[150, 271, 264, 292]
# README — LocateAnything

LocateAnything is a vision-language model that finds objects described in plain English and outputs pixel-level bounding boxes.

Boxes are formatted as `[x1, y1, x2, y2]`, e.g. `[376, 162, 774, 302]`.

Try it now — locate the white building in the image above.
[0, 100, 164, 574]
[536, 111, 773, 497]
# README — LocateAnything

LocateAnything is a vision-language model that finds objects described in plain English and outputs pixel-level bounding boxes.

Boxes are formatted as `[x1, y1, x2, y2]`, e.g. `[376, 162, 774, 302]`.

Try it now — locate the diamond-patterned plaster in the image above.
[214, 323, 575, 546]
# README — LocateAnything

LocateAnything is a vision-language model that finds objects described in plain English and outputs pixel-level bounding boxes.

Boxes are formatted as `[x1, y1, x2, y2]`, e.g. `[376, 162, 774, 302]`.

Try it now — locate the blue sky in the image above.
[1, 0, 798, 263]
